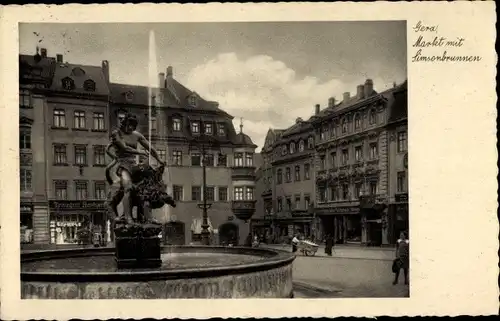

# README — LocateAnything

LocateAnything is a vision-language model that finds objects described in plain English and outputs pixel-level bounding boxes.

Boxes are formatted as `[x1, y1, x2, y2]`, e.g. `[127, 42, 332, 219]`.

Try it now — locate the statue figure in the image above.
[105, 113, 176, 226]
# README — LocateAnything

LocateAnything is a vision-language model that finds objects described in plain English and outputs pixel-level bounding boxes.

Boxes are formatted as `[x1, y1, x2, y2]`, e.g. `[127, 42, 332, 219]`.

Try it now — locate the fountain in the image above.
[20, 30, 295, 299]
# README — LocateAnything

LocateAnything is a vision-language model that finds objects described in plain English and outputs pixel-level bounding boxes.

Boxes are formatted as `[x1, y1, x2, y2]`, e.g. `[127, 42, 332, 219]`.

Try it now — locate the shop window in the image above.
[218, 186, 228, 201]
[173, 185, 184, 201]
[191, 186, 201, 201]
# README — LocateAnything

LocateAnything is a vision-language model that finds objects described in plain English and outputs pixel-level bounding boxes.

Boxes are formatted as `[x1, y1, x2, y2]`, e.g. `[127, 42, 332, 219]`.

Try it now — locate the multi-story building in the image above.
[19, 47, 111, 245]
[311, 79, 408, 246]
[109, 66, 258, 245]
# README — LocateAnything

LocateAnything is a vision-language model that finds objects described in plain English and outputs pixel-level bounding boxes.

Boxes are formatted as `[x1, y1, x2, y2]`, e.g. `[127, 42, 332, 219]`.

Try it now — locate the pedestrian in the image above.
[393, 231, 410, 285]
[291, 234, 299, 253]
[325, 234, 333, 256]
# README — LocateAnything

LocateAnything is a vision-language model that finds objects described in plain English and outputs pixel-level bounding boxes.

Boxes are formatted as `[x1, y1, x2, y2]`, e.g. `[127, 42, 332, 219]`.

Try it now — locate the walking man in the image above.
[393, 231, 410, 285]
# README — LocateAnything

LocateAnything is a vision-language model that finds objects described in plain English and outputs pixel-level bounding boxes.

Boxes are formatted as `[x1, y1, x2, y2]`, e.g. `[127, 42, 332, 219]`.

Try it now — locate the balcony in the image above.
[231, 166, 256, 180]
[231, 200, 257, 222]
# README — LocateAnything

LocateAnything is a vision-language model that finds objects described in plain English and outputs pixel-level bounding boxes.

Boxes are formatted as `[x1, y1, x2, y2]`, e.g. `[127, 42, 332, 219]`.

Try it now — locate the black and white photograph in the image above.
[18, 20, 409, 300]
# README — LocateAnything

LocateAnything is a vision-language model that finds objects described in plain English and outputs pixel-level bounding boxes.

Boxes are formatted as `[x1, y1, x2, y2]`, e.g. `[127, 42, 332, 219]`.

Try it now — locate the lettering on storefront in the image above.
[395, 193, 409, 203]
[317, 206, 360, 215]
[49, 200, 106, 211]
[20, 204, 33, 213]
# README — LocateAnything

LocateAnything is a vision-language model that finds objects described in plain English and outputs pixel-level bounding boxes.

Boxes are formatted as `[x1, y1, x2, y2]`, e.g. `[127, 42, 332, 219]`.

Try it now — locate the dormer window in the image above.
[155, 93, 163, 107]
[218, 124, 225, 136]
[289, 142, 295, 154]
[298, 140, 305, 152]
[281, 145, 287, 156]
[307, 137, 314, 149]
[369, 109, 377, 125]
[354, 113, 361, 130]
[205, 123, 213, 135]
[71, 67, 86, 77]
[125, 91, 134, 102]
[172, 118, 181, 132]
[191, 121, 200, 134]
[83, 79, 96, 92]
[188, 94, 198, 107]
[61, 77, 75, 90]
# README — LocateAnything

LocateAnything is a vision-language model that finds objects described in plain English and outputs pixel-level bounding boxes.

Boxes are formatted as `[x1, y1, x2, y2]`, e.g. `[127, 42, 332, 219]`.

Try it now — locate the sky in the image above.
[20, 22, 407, 150]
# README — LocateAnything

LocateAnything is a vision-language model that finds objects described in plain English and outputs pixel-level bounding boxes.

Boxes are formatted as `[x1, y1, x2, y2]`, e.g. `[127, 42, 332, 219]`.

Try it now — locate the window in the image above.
[188, 95, 198, 107]
[298, 140, 305, 152]
[53, 109, 66, 128]
[277, 169, 283, 184]
[191, 152, 201, 166]
[295, 195, 301, 209]
[354, 114, 361, 130]
[20, 89, 31, 108]
[191, 122, 200, 134]
[369, 181, 378, 195]
[397, 131, 407, 152]
[173, 185, 183, 201]
[245, 187, 254, 200]
[203, 154, 214, 166]
[191, 186, 201, 201]
[74, 145, 87, 165]
[321, 126, 328, 140]
[75, 181, 88, 200]
[370, 143, 378, 159]
[53, 144, 67, 165]
[62, 77, 75, 90]
[218, 187, 228, 201]
[93, 145, 105, 165]
[172, 150, 182, 165]
[319, 187, 326, 202]
[217, 154, 227, 167]
[281, 145, 287, 156]
[277, 197, 283, 212]
[83, 79, 96, 92]
[355, 183, 362, 199]
[307, 137, 314, 149]
[74, 111, 86, 129]
[205, 186, 215, 201]
[94, 181, 106, 200]
[54, 180, 67, 200]
[150, 116, 157, 132]
[92, 112, 105, 130]
[158, 149, 167, 162]
[320, 155, 326, 170]
[304, 195, 311, 209]
[294, 165, 301, 181]
[234, 153, 244, 167]
[330, 152, 336, 168]
[234, 187, 244, 201]
[329, 186, 337, 201]
[355, 146, 363, 162]
[341, 149, 349, 165]
[285, 167, 291, 182]
[173, 118, 182, 131]
[304, 164, 310, 180]
[341, 118, 348, 133]
[369, 109, 376, 125]
[286, 198, 292, 211]
[342, 183, 349, 200]
[20, 169, 32, 192]
[218, 124, 225, 136]
[20, 127, 31, 149]
[289, 142, 295, 154]
[205, 123, 213, 135]
[397, 171, 406, 193]
[245, 153, 253, 167]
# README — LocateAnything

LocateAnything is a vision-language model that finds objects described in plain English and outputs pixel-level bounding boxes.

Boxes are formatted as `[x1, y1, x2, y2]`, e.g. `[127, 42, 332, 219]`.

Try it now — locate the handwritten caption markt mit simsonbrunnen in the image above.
[411, 21, 482, 63]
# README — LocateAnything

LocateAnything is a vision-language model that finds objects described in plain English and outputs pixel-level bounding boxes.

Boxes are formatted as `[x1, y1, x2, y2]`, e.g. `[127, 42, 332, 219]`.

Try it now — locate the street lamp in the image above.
[189, 133, 221, 246]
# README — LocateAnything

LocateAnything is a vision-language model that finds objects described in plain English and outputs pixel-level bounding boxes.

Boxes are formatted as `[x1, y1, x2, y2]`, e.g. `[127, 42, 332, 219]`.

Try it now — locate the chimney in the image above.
[56, 54, 63, 63]
[343, 92, 350, 102]
[356, 85, 365, 99]
[101, 60, 110, 83]
[364, 79, 374, 97]
[328, 97, 336, 108]
[158, 72, 165, 88]
[40, 48, 47, 58]
[166, 66, 173, 77]
[315, 104, 320, 115]
[296, 117, 303, 124]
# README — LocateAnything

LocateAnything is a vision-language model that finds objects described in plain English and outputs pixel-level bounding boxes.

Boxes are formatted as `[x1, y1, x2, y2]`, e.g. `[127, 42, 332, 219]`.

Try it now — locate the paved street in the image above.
[292, 255, 409, 298]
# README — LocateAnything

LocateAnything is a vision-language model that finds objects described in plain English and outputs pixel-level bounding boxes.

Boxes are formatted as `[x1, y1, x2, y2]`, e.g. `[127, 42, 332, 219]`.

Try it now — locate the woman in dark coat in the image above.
[325, 234, 333, 256]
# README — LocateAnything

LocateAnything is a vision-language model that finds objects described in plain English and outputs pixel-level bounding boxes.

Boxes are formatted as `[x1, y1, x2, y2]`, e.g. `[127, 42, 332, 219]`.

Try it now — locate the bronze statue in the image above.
[105, 113, 176, 225]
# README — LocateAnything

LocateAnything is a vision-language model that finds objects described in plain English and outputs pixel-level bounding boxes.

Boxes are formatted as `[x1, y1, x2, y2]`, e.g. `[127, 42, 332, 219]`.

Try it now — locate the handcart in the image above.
[297, 240, 319, 256]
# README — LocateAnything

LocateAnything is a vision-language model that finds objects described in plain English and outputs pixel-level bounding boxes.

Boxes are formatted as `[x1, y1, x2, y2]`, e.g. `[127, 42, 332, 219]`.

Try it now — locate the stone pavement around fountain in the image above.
[291, 256, 409, 298]
[262, 244, 396, 261]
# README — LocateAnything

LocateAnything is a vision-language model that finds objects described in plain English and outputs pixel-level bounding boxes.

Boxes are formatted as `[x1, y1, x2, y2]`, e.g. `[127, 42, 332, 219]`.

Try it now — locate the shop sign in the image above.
[317, 206, 360, 215]
[20, 204, 33, 213]
[49, 200, 106, 211]
[395, 193, 408, 203]
[56, 222, 82, 227]
[291, 210, 309, 217]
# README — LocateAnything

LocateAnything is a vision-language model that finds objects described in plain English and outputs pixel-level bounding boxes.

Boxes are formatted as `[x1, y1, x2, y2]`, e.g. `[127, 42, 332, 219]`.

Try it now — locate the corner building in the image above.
[109, 66, 257, 245]
[312, 79, 408, 246]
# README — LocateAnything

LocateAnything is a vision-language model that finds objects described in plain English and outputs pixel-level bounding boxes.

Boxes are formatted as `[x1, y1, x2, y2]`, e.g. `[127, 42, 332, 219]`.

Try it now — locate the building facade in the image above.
[108, 66, 257, 245]
[312, 79, 408, 246]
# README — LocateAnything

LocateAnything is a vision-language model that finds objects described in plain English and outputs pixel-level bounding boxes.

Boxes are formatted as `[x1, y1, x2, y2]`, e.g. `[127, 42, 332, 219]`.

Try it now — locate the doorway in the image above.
[218, 222, 239, 246]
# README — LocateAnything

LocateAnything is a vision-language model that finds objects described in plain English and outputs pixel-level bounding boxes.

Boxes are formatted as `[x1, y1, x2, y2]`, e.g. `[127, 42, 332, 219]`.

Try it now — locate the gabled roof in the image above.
[50, 62, 109, 96]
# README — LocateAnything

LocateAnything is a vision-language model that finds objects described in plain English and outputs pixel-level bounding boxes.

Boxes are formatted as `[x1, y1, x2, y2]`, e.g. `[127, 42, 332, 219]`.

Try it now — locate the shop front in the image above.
[48, 200, 108, 246]
[316, 205, 361, 244]
[20, 202, 34, 244]
[388, 193, 409, 244]
[359, 196, 389, 246]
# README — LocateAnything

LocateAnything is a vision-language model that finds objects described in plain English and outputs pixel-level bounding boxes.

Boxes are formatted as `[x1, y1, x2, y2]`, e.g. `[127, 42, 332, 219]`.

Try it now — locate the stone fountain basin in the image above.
[21, 246, 295, 299]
